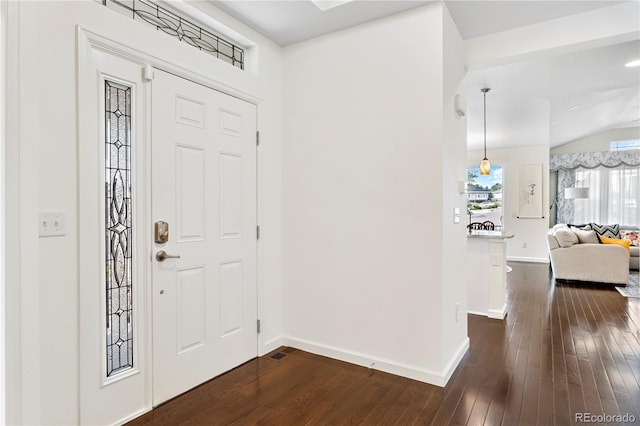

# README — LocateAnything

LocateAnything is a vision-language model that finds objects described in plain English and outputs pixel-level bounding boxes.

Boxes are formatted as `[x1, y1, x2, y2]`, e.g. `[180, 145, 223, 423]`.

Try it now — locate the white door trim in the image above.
[4, 2, 41, 424]
[77, 25, 262, 425]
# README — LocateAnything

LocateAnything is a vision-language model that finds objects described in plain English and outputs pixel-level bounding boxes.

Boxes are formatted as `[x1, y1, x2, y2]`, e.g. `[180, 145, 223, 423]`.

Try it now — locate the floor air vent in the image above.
[270, 352, 287, 360]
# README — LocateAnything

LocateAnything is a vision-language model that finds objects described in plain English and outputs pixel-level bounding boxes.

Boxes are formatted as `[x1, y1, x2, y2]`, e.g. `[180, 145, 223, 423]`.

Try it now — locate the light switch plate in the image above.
[39, 211, 66, 237]
[454, 207, 460, 224]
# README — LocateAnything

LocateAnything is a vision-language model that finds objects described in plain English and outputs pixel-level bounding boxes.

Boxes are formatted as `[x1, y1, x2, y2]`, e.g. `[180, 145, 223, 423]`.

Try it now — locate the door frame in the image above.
[77, 26, 262, 423]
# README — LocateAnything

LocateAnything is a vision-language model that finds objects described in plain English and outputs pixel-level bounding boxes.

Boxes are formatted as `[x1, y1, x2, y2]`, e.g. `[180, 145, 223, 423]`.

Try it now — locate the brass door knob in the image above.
[155, 250, 181, 261]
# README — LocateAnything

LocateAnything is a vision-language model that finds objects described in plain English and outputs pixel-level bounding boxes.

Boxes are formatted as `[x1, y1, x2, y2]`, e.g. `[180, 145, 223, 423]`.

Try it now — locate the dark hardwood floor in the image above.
[128, 263, 640, 425]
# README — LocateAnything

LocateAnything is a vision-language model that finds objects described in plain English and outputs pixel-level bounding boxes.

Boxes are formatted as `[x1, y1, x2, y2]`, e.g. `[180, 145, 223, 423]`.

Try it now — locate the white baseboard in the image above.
[468, 308, 508, 320]
[488, 303, 508, 320]
[282, 335, 468, 387]
[259, 335, 284, 356]
[507, 256, 549, 264]
[442, 337, 470, 385]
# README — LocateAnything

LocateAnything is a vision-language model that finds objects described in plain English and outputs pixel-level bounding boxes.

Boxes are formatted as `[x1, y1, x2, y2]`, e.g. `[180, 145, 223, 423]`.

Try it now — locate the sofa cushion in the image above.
[570, 227, 599, 244]
[587, 223, 621, 239]
[600, 236, 630, 253]
[554, 228, 579, 247]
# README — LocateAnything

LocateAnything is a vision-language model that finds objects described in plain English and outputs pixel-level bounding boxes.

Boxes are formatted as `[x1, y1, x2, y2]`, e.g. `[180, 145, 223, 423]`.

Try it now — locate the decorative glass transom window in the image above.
[101, 0, 245, 70]
[105, 80, 134, 377]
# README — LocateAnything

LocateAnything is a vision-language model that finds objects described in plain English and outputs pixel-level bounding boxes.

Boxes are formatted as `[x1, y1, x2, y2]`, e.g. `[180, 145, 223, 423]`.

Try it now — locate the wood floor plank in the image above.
[127, 263, 640, 426]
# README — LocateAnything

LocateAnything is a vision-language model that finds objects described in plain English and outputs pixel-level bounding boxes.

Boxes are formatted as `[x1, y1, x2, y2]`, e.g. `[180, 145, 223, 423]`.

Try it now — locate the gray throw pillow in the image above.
[554, 228, 579, 247]
[570, 227, 599, 244]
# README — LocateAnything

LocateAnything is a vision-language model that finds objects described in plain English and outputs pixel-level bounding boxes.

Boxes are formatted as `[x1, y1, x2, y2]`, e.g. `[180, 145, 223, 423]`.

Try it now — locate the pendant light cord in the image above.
[483, 89, 487, 159]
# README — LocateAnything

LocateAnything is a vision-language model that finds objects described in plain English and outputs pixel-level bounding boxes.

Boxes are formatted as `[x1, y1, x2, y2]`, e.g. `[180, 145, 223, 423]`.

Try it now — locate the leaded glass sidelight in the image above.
[105, 80, 134, 377]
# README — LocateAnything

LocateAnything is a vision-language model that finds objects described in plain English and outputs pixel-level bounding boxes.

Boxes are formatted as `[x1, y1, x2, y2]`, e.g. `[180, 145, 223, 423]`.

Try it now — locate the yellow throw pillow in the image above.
[600, 236, 630, 253]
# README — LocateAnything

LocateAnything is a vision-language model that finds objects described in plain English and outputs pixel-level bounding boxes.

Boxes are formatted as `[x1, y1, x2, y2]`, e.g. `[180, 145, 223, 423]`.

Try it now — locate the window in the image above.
[105, 80, 134, 377]
[573, 165, 640, 226]
[467, 166, 503, 229]
[102, 0, 245, 70]
[610, 139, 640, 151]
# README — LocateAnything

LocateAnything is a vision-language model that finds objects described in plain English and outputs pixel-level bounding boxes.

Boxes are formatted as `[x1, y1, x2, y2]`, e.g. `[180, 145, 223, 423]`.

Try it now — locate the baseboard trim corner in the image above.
[441, 337, 470, 386]
[260, 335, 284, 356]
[114, 406, 152, 426]
[488, 303, 508, 320]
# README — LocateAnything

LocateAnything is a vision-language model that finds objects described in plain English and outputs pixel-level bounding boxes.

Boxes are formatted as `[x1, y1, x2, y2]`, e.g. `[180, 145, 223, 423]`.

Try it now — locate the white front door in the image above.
[151, 69, 258, 405]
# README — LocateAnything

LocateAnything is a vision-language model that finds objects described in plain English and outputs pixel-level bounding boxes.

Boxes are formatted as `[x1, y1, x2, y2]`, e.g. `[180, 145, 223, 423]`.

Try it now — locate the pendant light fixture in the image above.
[479, 88, 491, 176]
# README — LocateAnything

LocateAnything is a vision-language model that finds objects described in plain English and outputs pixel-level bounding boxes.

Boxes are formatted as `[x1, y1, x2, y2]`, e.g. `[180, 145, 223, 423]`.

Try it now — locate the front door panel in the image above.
[151, 69, 257, 406]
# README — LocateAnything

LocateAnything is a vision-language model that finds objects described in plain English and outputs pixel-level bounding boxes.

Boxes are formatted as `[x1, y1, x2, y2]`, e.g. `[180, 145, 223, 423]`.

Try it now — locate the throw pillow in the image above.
[621, 230, 639, 247]
[553, 228, 579, 248]
[588, 223, 621, 239]
[570, 227, 599, 244]
[599, 236, 630, 253]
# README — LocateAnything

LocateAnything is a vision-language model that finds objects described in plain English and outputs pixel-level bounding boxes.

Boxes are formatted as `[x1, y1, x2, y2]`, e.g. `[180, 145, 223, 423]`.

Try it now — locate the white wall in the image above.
[441, 5, 469, 371]
[283, 4, 468, 385]
[468, 146, 550, 262]
[5, 1, 283, 424]
[551, 127, 640, 155]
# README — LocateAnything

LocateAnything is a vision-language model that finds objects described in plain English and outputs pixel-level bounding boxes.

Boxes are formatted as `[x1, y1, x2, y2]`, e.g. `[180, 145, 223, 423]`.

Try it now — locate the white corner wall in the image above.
[283, 4, 468, 385]
[5, 1, 283, 424]
[441, 4, 469, 375]
[468, 146, 550, 262]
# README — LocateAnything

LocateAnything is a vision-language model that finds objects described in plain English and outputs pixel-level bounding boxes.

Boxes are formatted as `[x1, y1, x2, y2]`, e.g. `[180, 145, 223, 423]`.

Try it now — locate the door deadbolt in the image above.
[155, 221, 169, 244]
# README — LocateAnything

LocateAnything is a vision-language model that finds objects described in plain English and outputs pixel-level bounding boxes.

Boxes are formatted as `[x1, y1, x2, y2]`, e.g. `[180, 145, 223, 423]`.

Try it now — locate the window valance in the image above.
[550, 151, 640, 171]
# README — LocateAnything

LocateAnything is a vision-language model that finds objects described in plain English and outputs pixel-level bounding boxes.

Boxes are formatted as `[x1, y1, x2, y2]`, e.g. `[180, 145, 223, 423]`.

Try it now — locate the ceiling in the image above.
[466, 39, 640, 150]
[210, 0, 432, 47]
[208, 0, 639, 149]
[210, 0, 625, 46]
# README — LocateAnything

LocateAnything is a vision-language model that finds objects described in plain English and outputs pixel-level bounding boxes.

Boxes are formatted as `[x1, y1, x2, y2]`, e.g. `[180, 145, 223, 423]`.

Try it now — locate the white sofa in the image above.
[547, 229, 629, 285]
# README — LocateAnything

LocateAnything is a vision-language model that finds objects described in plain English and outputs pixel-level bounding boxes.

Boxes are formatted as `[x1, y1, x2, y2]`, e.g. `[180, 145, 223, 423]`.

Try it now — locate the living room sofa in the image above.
[547, 226, 630, 285]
